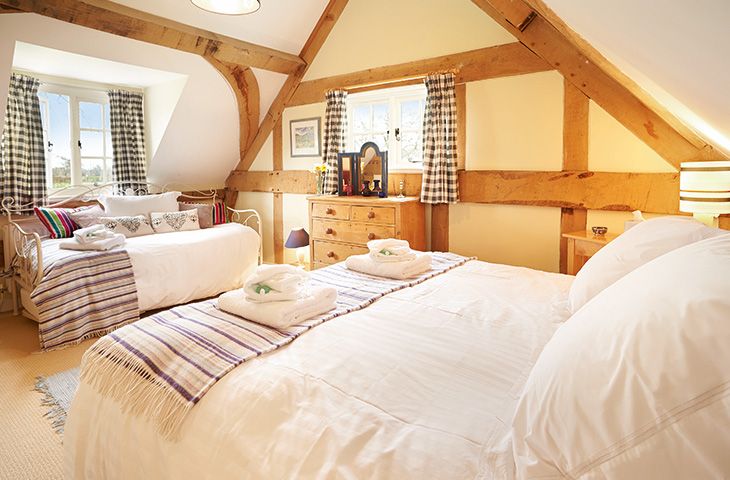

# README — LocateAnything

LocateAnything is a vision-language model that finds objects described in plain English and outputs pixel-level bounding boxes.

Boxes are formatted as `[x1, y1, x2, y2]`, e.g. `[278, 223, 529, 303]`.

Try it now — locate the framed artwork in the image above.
[289, 117, 322, 157]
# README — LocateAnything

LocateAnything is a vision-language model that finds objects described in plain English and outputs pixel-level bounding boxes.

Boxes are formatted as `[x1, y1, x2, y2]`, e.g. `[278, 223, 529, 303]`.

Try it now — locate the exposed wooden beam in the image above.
[1, 0, 304, 74]
[431, 205, 450, 252]
[0, 4, 20, 12]
[225, 0, 348, 176]
[459, 170, 679, 213]
[559, 208, 587, 273]
[455, 83, 467, 171]
[229, 169, 681, 214]
[288, 42, 552, 106]
[273, 193, 284, 263]
[470, 0, 723, 168]
[273, 120, 284, 263]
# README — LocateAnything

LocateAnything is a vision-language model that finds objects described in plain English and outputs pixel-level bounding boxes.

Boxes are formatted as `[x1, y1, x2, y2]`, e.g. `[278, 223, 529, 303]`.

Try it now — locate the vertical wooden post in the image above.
[560, 79, 589, 273]
[273, 119, 285, 263]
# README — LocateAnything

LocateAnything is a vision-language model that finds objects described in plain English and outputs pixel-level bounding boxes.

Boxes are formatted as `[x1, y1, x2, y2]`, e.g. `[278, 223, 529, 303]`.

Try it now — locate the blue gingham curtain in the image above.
[0, 73, 47, 208]
[420, 73, 458, 204]
[321, 90, 347, 194]
[108, 90, 147, 194]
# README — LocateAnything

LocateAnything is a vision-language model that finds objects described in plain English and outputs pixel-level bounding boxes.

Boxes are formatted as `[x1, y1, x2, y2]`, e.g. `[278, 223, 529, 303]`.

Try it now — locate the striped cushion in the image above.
[212, 201, 228, 225]
[34, 206, 82, 239]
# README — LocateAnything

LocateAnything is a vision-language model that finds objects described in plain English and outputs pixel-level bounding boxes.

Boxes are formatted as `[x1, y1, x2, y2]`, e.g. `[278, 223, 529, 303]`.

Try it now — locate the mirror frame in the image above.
[336, 152, 358, 196]
[354, 142, 389, 198]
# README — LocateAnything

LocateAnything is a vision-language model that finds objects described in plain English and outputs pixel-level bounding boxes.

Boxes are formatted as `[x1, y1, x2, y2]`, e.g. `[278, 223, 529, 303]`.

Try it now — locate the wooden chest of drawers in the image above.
[308, 196, 425, 269]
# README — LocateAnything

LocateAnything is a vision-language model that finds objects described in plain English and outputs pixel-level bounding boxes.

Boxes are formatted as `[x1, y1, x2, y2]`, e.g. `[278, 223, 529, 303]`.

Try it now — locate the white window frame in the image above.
[38, 83, 114, 191]
[346, 84, 427, 172]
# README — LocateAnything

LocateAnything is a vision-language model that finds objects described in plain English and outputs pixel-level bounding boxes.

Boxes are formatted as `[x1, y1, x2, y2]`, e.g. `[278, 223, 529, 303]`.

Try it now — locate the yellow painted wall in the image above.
[248, 136, 273, 171]
[467, 72, 564, 171]
[282, 194, 311, 265]
[588, 101, 676, 173]
[304, 0, 515, 81]
[233, 0, 678, 272]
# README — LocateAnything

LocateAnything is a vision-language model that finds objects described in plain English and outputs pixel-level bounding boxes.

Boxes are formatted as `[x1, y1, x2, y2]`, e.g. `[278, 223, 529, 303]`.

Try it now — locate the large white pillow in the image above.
[569, 216, 722, 312]
[100, 191, 180, 217]
[512, 233, 730, 479]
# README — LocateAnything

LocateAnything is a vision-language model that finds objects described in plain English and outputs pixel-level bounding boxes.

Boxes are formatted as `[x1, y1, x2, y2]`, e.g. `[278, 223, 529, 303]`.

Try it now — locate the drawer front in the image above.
[313, 240, 368, 265]
[311, 202, 350, 220]
[351, 206, 395, 224]
[312, 219, 396, 245]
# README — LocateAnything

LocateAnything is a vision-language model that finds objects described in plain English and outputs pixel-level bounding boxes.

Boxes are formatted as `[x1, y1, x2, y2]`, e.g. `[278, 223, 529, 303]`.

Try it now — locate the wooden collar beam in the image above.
[288, 42, 552, 107]
[0, 0, 304, 75]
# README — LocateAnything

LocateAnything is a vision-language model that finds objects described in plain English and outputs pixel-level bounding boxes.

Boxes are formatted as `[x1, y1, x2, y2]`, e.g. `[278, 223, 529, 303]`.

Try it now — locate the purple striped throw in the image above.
[31, 248, 140, 350]
[80, 252, 472, 439]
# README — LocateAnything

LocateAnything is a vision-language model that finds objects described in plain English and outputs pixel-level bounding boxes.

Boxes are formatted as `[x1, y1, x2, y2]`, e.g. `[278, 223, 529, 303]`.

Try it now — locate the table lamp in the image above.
[679, 161, 730, 227]
[285, 228, 310, 268]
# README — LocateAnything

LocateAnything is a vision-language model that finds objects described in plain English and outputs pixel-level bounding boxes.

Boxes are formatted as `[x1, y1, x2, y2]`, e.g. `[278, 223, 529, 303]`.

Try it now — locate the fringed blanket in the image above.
[80, 252, 472, 440]
[31, 247, 139, 350]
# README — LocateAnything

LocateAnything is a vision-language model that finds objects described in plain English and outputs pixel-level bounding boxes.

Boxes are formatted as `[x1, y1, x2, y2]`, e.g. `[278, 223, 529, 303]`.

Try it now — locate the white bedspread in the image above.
[28, 223, 259, 316]
[64, 260, 573, 479]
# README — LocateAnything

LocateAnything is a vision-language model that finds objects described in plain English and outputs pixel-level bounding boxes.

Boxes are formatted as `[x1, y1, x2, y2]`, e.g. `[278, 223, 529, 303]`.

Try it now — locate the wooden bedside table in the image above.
[562, 230, 619, 275]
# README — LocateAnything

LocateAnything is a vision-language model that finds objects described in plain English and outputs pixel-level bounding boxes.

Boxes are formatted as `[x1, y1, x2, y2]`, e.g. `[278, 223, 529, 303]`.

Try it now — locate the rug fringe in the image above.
[34, 376, 68, 435]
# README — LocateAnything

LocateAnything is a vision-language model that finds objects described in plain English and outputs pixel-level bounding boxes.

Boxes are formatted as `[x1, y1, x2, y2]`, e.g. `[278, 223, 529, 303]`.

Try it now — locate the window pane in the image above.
[79, 101, 103, 129]
[81, 158, 105, 184]
[353, 134, 370, 150]
[372, 103, 389, 132]
[105, 158, 113, 182]
[400, 131, 423, 165]
[104, 103, 111, 130]
[105, 131, 114, 157]
[38, 92, 72, 188]
[401, 99, 423, 130]
[49, 154, 72, 189]
[80, 130, 104, 157]
[352, 105, 370, 133]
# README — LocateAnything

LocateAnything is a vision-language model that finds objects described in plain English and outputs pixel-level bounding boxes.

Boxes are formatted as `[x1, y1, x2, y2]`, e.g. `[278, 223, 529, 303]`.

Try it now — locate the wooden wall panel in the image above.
[431, 204, 450, 252]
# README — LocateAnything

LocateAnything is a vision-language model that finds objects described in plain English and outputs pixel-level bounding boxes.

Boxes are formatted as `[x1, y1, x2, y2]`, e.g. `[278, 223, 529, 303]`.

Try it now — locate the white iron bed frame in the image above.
[1, 182, 262, 317]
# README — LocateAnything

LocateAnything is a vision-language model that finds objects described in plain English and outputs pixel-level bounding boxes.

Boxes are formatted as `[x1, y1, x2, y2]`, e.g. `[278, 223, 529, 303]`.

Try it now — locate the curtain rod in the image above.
[337, 68, 462, 94]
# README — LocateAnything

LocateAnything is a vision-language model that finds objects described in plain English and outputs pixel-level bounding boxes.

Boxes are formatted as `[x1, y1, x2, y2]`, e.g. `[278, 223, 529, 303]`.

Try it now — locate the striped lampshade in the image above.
[679, 161, 730, 214]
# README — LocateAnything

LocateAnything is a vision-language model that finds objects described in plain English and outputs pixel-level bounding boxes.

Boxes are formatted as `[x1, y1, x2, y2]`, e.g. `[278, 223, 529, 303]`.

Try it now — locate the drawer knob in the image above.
[326, 228, 334, 235]
[325, 208, 334, 215]
[326, 251, 335, 258]
[368, 211, 375, 219]
[368, 233, 376, 240]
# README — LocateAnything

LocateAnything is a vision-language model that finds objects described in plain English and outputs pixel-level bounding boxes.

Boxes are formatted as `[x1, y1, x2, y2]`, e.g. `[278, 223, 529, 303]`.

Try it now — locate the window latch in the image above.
[394, 127, 401, 141]
[78, 140, 82, 149]
[47, 141, 53, 152]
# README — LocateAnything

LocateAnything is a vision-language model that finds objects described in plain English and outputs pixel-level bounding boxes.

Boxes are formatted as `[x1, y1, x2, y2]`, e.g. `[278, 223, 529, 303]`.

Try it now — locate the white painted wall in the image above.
[0, 14, 239, 189]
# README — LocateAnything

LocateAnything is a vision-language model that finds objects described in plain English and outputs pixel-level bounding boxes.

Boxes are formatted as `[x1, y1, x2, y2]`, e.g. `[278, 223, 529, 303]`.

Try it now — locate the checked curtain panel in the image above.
[321, 89, 348, 195]
[108, 89, 147, 194]
[420, 73, 459, 204]
[0, 73, 47, 208]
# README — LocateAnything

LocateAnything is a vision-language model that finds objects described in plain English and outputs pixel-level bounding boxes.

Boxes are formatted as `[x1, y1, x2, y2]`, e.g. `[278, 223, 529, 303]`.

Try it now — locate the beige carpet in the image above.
[0, 313, 93, 480]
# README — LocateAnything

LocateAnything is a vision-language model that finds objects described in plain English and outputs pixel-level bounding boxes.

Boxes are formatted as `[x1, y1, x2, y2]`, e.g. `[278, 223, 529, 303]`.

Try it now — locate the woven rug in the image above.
[34, 367, 80, 435]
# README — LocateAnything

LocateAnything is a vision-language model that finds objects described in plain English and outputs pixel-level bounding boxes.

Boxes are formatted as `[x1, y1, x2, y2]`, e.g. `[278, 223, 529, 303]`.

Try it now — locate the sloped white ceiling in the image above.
[111, 0, 328, 54]
[542, 0, 730, 154]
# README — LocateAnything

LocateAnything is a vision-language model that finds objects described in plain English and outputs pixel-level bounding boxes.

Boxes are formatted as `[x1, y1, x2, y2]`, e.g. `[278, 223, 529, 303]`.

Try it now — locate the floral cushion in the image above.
[150, 210, 200, 234]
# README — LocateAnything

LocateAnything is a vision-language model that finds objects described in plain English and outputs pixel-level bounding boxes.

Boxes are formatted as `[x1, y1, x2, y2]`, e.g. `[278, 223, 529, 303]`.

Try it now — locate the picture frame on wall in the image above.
[289, 117, 322, 157]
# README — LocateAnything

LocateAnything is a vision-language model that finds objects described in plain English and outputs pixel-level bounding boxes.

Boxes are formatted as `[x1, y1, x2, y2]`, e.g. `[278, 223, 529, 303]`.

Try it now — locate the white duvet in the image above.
[64, 260, 573, 479]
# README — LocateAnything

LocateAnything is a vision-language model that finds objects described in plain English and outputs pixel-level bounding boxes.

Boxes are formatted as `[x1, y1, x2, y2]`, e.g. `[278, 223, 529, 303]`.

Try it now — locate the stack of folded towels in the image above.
[218, 264, 337, 329]
[59, 224, 125, 251]
[345, 238, 432, 279]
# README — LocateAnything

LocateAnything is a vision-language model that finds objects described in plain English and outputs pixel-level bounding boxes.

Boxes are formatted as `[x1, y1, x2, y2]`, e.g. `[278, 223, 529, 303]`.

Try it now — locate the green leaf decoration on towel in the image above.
[255, 284, 272, 294]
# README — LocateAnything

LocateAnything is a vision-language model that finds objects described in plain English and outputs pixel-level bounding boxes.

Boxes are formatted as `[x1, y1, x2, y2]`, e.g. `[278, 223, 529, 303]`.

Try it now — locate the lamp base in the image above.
[295, 247, 307, 269]
[693, 213, 719, 228]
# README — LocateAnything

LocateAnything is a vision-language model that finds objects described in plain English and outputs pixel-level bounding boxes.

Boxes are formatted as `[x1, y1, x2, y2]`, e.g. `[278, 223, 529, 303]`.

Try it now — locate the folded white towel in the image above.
[218, 286, 337, 329]
[59, 233, 125, 251]
[243, 264, 309, 302]
[74, 224, 115, 244]
[345, 252, 432, 279]
[367, 238, 416, 263]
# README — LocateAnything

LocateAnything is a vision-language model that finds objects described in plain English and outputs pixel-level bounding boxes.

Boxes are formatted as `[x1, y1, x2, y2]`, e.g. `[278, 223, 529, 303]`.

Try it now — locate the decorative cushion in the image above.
[212, 201, 228, 225]
[99, 191, 180, 217]
[34, 206, 81, 239]
[569, 216, 723, 313]
[512, 233, 730, 478]
[178, 202, 213, 229]
[99, 215, 154, 238]
[68, 205, 106, 228]
[150, 210, 200, 233]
